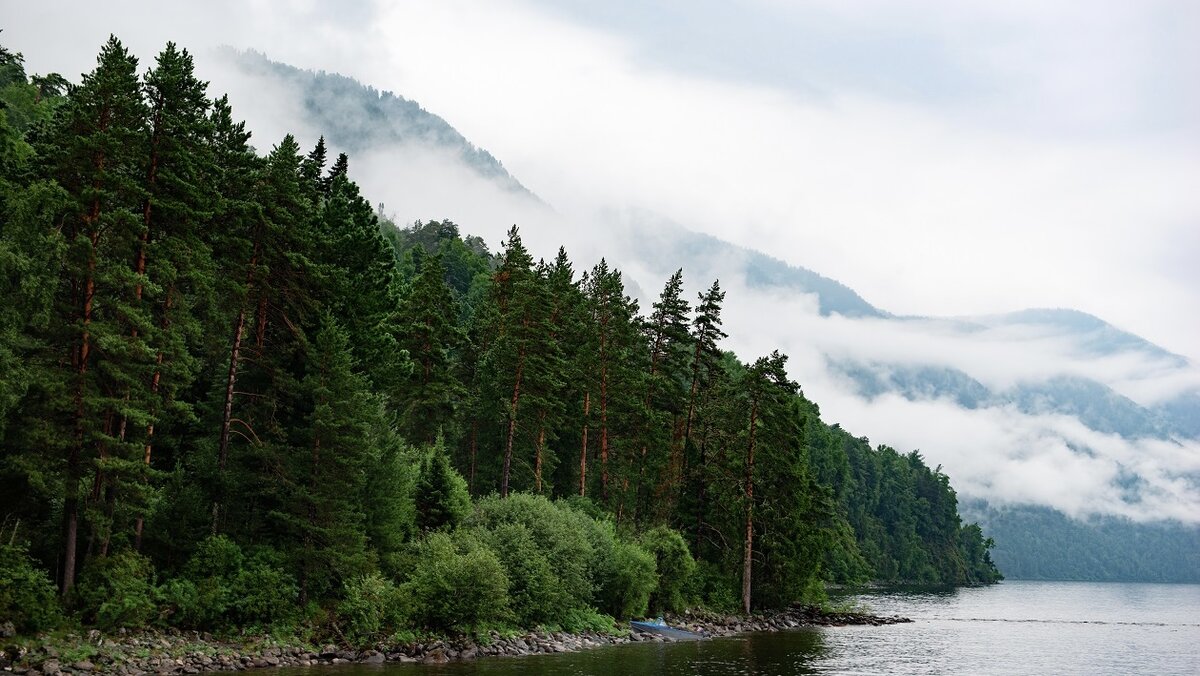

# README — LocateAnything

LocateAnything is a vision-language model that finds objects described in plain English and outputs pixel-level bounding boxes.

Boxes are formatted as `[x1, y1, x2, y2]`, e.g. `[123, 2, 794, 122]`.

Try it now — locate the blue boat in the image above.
[630, 617, 706, 640]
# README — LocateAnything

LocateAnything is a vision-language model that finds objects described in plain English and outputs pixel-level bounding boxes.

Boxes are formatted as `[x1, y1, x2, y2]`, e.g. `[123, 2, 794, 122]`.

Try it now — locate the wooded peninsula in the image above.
[0, 37, 1000, 644]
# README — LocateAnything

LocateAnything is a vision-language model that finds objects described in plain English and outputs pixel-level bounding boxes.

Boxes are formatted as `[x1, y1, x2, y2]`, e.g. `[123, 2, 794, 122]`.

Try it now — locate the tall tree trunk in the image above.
[301, 433, 320, 605]
[599, 358, 609, 502]
[213, 246, 258, 533]
[633, 351, 661, 524]
[468, 418, 478, 494]
[254, 292, 268, 349]
[501, 347, 525, 498]
[693, 423, 710, 553]
[534, 413, 546, 494]
[212, 304, 246, 534]
[133, 345, 165, 549]
[742, 398, 760, 615]
[63, 209, 102, 593]
[133, 280, 171, 549]
[579, 391, 589, 496]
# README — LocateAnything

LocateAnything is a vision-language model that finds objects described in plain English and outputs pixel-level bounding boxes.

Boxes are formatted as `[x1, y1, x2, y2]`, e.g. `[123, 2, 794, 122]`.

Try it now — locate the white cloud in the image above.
[6, 0, 1199, 521]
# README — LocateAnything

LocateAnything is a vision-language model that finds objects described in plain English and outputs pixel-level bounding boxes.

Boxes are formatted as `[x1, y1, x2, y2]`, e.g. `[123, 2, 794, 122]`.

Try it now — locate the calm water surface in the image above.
[284, 581, 1200, 675]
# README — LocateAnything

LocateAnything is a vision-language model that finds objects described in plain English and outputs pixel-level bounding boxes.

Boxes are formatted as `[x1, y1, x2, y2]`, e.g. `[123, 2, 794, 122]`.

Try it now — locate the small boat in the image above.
[630, 617, 706, 640]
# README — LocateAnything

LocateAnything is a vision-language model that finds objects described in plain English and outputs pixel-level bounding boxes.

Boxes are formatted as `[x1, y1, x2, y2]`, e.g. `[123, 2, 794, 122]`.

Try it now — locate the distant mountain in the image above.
[224, 51, 1200, 581]
[831, 361, 1195, 442]
[980, 308, 1188, 366]
[960, 500, 1200, 583]
[220, 47, 1198, 447]
[612, 214, 885, 318]
[221, 48, 533, 196]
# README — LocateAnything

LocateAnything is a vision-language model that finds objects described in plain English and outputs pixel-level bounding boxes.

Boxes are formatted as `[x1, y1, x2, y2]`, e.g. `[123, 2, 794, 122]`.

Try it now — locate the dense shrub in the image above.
[73, 551, 158, 630]
[686, 559, 740, 614]
[594, 538, 657, 619]
[162, 538, 297, 631]
[471, 494, 595, 609]
[639, 525, 696, 613]
[228, 550, 299, 629]
[338, 572, 406, 644]
[0, 543, 62, 632]
[401, 531, 509, 632]
[162, 535, 243, 628]
[479, 523, 560, 627]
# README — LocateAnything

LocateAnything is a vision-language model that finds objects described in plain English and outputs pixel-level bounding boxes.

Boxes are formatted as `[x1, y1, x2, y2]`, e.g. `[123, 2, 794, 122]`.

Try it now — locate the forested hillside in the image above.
[0, 38, 997, 639]
[961, 501, 1200, 583]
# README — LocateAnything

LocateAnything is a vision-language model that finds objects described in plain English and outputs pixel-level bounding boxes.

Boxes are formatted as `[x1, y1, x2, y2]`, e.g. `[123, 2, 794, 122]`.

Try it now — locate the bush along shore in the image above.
[1, 606, 911, 674]
[2, 36, 993, 676]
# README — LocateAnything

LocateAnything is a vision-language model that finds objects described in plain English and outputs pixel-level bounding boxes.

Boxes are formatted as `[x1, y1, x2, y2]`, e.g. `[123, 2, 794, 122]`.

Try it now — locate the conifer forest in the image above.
[0, 38, 1000, 639]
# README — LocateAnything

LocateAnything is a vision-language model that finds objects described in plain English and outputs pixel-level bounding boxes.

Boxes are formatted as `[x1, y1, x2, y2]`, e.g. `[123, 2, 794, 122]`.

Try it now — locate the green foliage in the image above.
[0, 543, 62, 632]
[0, 36, 1002, 643]
[401, 531, 510, 633]
[163, 538, 298, 631]
[414, 440, 471, 533]
[227, 551, 299, 630]
[471, 494, 595, 611]
[162, 535, 242, 629]
[686, 560, 741, 614]
[594, 539, 657, 619]
[478, 523, 559, 627]
[337, 573, 406, 645]
[72, 551, 159, 631]
[638, 525, 696, 613]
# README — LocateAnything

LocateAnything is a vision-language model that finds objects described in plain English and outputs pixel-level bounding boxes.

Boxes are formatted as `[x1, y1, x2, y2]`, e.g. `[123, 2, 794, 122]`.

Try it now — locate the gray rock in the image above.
[421, 649, 447, 665]
[41, 661, 61, 674]
[359, 652, 384, 664]
[72, 661, 95, 672]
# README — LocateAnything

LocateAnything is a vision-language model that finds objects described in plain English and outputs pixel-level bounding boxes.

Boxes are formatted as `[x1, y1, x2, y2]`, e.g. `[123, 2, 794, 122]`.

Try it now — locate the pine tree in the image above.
[676, 280, 726, 527]
[211, 134, 316, 536]
[634, 269, 691, 522]
[206, 94, 263, 535]
[582, 259, 644, 512]
[31, 36, 149, 590]
[738, 350, 800, 613]
[301, 135, 327, 197]
[128, 42, 215, 549]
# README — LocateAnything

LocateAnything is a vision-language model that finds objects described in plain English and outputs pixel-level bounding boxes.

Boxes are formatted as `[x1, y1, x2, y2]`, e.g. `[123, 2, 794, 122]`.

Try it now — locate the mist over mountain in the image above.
[213, 50, 1199, 577]
[221, 49, 532, 198]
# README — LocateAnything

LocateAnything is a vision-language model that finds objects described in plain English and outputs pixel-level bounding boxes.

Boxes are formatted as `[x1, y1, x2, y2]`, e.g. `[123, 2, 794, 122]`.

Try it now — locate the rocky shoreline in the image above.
[1, 606, 911, 674]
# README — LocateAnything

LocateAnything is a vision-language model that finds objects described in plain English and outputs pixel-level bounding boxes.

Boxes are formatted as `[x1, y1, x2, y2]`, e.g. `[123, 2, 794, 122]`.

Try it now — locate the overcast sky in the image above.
[6, 0, 1198, 357]
[5, 1, 1199, 521]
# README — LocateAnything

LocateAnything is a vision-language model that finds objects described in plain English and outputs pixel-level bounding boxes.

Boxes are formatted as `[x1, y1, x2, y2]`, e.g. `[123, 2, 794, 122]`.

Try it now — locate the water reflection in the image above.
[276, 582, 1200, 676]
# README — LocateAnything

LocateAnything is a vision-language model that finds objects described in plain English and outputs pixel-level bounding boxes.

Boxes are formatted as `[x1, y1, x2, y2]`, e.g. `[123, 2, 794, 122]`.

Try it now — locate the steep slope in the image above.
[220, 48, 532, 196]
[218, 52, 1199, 580]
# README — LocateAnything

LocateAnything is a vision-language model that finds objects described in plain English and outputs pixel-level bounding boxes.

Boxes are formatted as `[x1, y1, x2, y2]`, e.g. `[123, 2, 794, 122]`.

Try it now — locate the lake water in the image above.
[287, 581, 1200, 675]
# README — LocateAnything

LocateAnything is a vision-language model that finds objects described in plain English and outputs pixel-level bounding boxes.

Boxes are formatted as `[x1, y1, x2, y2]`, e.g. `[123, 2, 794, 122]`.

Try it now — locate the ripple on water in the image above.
[276, 581, 1200, 676]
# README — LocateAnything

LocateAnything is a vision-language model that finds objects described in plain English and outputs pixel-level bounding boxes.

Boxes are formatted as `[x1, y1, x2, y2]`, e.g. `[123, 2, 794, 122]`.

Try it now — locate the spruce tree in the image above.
[286, 313, 373, 601]
[396, 251, 465, 445]
[414, 439, 471, 533]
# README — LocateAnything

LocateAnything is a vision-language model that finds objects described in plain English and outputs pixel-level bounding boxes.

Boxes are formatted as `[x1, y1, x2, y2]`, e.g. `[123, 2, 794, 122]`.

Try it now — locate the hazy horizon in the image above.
[5, 0, 1198, 525]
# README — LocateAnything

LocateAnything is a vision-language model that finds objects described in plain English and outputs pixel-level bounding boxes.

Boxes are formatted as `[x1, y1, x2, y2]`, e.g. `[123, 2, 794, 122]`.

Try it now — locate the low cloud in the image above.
[6, 0, 1199, 523]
